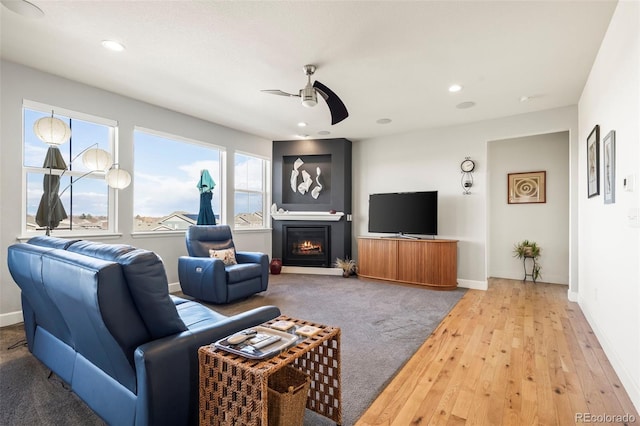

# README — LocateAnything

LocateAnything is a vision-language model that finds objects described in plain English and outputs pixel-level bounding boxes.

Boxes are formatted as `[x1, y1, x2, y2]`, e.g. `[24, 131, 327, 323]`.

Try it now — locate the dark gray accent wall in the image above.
[272, 138, 352, 265]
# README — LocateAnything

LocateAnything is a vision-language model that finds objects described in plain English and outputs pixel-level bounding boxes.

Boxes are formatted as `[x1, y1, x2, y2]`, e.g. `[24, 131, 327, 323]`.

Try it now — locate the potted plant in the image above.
[334, 257, 357, 277]
[513, 240, 541, 259]
[513, 240, 542, 281]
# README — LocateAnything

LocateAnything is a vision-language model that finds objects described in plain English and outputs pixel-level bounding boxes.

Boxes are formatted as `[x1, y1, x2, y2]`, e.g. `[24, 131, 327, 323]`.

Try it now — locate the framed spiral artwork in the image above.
[508, 171, 546, 204]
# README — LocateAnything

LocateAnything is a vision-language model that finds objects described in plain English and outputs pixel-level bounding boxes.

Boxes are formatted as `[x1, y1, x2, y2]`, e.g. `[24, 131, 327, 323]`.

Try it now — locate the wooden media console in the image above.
[357, 237, 458, 289]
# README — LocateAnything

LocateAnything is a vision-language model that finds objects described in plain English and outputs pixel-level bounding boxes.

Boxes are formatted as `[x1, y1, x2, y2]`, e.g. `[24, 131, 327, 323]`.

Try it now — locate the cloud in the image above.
[134, 160, 220, 217]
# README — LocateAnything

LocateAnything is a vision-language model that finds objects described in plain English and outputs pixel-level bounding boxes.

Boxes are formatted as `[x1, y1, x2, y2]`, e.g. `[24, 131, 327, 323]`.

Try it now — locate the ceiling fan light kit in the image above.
[301, 85, 317, 107]
[262, 64, 349, 125]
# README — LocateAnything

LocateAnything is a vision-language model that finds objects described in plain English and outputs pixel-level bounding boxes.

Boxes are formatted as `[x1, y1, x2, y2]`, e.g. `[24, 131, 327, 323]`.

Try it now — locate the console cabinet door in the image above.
[357, 238, 397, 280]
[397, 240, 457, 287]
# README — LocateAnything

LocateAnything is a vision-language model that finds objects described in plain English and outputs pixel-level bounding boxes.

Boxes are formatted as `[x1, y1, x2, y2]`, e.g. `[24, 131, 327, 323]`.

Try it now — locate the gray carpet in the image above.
[0, 274, 465, 426]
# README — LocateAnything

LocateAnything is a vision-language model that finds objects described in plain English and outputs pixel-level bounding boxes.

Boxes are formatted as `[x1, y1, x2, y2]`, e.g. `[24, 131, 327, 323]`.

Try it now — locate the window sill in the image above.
[131, 230, 187, 238]
[233, 227, 272, 233]
[18, 232, 123, 242]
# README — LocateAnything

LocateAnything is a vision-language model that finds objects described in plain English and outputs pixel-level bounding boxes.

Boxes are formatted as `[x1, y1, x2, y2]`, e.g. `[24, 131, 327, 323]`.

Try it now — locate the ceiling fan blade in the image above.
[261, 89, 299, 97]
[313, 81, 349, 125]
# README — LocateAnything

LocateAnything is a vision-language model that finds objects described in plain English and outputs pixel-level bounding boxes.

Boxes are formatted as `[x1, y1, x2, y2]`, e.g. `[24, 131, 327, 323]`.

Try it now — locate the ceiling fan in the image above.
[262, 64, 349, 125]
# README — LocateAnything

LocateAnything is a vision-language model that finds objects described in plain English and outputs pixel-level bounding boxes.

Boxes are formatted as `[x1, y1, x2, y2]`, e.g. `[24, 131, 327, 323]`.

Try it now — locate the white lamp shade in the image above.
[300, 85, 317, 108]
[106, 168, 131, 189]
[82, 148, 113, 171]
[33, 116, 71, 145]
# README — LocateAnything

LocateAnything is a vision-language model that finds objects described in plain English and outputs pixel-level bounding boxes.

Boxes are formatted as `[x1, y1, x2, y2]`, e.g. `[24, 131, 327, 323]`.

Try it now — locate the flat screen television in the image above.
[368, 191, 438, 237]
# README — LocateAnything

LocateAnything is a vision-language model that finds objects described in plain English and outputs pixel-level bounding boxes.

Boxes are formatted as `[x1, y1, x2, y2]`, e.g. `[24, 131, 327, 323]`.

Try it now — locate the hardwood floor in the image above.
[356, 278, 639, 425]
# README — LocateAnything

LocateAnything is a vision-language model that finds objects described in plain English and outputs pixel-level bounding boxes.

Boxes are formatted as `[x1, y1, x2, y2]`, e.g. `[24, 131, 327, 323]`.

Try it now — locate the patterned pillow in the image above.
[209, 248, 237, 265]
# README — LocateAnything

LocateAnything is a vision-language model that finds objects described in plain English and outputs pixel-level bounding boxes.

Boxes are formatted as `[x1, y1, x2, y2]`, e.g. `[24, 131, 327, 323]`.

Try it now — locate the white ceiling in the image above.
[1, 0, 617, 142]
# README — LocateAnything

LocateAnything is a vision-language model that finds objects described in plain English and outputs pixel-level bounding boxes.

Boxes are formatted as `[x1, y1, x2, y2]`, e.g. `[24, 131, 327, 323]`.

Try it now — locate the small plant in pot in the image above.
[513, 240, 541, 259]
[513, 240, 542, 281]
[334, 257, 357, 278]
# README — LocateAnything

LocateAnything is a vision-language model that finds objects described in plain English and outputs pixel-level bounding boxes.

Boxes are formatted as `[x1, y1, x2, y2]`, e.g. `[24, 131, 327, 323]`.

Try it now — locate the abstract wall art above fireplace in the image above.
[284, 154, 331, 203]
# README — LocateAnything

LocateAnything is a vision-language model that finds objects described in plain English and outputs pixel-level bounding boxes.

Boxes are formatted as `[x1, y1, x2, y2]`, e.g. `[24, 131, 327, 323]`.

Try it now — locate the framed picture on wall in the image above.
[587, 124, 600, 198]
[508, 171, 546, 204]
[603, 130, 616, 204]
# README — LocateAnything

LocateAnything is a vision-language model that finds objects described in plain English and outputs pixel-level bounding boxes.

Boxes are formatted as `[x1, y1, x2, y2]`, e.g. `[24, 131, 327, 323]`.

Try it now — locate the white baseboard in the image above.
[457, 279, 488, 290]
[0, 310, 24, 327]
[567, 290, 579, 302]
[579, 300, 640, 414]
[169, 282, 182, 293]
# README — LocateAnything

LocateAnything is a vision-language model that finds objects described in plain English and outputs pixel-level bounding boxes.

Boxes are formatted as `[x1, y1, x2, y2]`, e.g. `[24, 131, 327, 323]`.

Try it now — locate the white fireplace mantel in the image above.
[271, 211, 345, 221]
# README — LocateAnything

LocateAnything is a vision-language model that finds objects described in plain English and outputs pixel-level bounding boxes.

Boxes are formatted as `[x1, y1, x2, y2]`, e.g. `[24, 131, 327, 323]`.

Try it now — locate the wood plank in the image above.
[355, 279, 639, 426]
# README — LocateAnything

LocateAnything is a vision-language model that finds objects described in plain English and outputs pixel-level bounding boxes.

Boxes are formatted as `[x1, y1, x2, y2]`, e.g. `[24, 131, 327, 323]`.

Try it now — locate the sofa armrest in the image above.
[133, 305, 280, 426]
[178, 256, 227, 302]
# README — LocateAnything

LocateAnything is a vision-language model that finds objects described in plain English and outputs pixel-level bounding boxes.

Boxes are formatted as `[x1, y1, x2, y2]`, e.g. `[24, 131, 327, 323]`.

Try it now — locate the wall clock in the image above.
[461, 158, 475, 173]
[460, 157, 475, 195]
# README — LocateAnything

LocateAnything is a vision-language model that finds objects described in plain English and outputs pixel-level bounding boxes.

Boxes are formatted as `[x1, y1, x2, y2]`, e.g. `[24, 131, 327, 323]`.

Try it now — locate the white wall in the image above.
[353, 106, 579, 291]
[577, 0, 640, 411]
[488, 132, 570, 285]
[0, 60, 272, 326]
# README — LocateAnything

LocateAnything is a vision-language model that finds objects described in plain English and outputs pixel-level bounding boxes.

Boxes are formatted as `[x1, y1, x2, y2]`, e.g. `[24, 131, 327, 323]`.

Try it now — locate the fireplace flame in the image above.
[295, 240, 323, 254]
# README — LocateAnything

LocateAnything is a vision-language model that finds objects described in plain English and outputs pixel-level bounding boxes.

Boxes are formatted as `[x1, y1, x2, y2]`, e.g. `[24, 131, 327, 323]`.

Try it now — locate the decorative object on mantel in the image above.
[334, 257, 357, 277]
[460, 157, 475, 195]
[603, 130, 616, 204]
[513, 240, 541, 283]
[269, 258, 283, 275]
[508, 171, 546, 204]
[271, 211, 345, 221]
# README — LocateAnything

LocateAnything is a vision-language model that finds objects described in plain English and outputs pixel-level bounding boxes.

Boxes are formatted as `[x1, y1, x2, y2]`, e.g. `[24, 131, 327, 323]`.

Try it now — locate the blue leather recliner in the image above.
[178, 225, 269, 304]
[7, 236, 280, 426]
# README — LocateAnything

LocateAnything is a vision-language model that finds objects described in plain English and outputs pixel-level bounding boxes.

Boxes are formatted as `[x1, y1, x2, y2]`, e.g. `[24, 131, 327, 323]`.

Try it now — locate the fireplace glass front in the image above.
[283, 225, 330, 267]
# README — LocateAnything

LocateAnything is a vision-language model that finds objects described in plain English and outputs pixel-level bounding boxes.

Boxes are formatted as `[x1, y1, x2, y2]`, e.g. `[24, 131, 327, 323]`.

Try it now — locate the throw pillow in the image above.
[209, 248, 237, 265]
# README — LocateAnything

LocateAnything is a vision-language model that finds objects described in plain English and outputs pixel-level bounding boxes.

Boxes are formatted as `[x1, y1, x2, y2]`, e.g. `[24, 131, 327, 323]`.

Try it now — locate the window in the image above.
[234, 152, 270, 229]
[133, 129, 222, 232]
[23, 103, 116, 235]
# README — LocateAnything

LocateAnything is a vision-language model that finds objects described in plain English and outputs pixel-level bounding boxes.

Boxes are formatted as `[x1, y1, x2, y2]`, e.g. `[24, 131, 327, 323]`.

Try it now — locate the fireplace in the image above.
[272, 138, 352, 268]
[283, 225, 330, 267]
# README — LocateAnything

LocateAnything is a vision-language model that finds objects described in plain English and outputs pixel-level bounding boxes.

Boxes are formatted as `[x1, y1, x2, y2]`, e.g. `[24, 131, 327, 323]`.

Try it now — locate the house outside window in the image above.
[23, 102, 117, 236]
[133, 129, 223, 232]
[234, 152, 270, 229]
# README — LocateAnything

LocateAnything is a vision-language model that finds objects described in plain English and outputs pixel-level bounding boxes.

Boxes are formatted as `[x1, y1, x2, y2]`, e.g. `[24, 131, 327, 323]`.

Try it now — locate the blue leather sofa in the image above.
[7, 236, 281, 426]
[178, 225, 269, 304]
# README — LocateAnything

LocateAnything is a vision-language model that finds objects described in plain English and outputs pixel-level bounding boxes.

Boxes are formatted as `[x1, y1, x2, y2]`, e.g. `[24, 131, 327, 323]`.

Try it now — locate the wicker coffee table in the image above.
[198, 315, 341, 425]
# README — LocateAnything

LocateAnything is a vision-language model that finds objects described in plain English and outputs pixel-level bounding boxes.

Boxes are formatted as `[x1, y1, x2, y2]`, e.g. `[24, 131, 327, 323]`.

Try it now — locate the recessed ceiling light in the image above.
[318, 130, 331, 136]
[1, 0, 44, 18]
[101, 40, 125, 52]
[297, 122, 307, 127]
[296, 134, 310, 139]
[448, 84, 463, 93]
[376, 118, 392, 124]
[456, 101, 476, 109]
